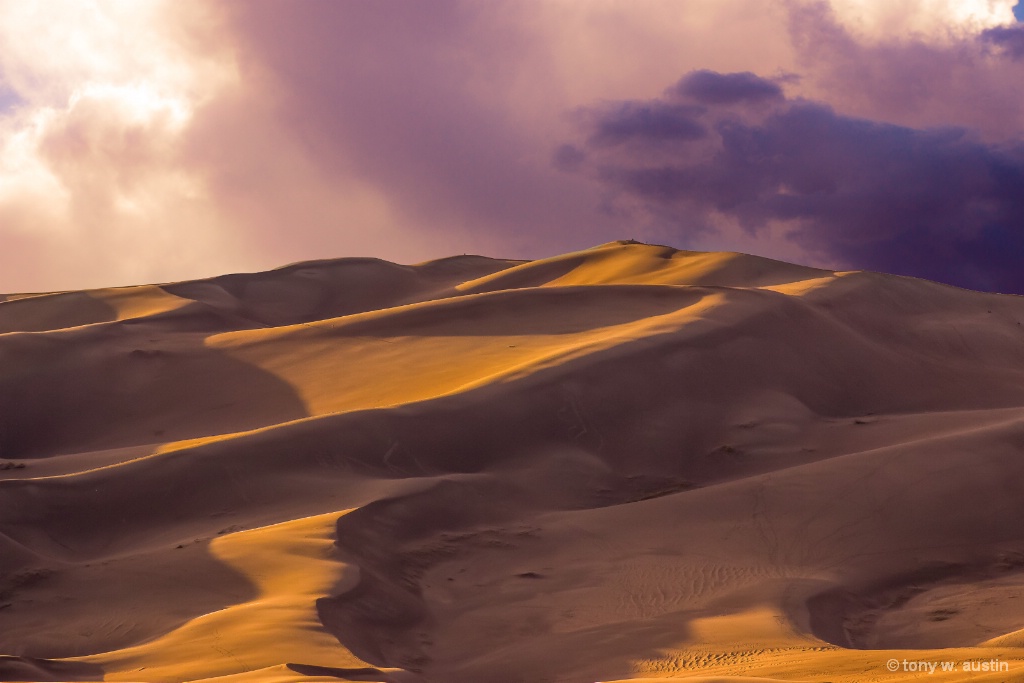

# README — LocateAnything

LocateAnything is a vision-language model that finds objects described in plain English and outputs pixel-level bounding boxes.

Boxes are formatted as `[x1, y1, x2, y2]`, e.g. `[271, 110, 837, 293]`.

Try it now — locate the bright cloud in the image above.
[0, 0, 239, 291]
[827, 0, 1017, 40]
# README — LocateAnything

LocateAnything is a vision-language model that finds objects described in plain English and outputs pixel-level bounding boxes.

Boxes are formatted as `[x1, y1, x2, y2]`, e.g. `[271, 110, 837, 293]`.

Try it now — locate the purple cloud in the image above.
[587, 102, 707, 147]
[217, 0, 626, 262]
[982, 25, 1024, 59]
[563, 70, 1024, 293]
[671, 70, 784, 105]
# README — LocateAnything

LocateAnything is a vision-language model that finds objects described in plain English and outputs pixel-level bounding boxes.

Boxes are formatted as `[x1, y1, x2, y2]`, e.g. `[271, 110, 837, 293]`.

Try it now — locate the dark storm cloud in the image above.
[670, 70, 784, 105]
[982, 25, 1024, 59]
[587, 102, 707, 147]
[564, 71, 1024, 294]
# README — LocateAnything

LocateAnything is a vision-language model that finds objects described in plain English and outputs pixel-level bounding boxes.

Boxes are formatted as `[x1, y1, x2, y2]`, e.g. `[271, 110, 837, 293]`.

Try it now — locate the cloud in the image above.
[0, 83, 22, 112]
[0, 0, 802, 291]
[211, 1, 813, 269]
[584, 102, 708, 147]
[562, 69, 1024, 293]
[1, 0, 1023, 292]
[981, 24, 1024, 58]
[0, 0, 248, 291]
[825, 0, 1017, 39]
[785, 1, 1024, 138]
[215, 1, 637, 264]
[671, 70, 784, 105]
[0, 1, 465, 292]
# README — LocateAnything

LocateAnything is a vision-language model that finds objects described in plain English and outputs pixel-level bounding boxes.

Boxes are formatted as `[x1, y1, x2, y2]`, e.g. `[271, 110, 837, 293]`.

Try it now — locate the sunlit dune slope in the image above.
[2, 241, 1024, 683]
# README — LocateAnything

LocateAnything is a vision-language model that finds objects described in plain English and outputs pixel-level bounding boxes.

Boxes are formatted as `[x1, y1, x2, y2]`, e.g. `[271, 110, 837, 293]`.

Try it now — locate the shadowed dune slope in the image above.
[2, 241, 1024, 682]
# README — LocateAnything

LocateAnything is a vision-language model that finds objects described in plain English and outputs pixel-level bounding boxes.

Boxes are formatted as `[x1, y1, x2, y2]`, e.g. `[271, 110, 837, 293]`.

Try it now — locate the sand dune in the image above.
[2, 241, 1024, 682]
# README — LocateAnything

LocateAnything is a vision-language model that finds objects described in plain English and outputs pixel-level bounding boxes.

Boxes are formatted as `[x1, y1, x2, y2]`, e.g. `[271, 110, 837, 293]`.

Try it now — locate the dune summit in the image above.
[2, 241, 1024, 682]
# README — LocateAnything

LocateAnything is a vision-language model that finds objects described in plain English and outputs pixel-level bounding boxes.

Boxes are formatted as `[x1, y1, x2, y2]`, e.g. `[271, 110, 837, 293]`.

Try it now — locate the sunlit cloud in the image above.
[826, 0, 1017, 40]
[0, 0, 238, 291]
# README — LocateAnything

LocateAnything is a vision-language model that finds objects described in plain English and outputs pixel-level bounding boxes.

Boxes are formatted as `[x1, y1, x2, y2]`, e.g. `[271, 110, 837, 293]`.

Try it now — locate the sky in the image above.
[0, 1, 1022, 293]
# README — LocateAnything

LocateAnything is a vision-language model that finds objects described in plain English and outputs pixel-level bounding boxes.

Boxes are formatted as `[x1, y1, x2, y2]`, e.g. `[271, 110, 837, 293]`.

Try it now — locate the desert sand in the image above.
[2, 241, 1024, 682]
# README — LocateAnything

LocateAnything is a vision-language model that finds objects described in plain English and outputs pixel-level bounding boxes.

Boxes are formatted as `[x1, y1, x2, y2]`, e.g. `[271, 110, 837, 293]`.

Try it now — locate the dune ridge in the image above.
[2, 241, 1024, 682]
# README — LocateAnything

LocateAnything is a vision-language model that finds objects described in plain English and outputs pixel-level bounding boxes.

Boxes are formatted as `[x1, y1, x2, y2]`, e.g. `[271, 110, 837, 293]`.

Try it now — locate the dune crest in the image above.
[2, 242, 1024, 682]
